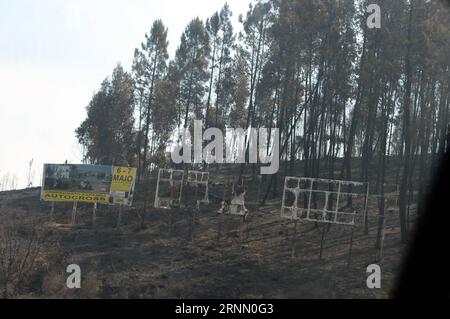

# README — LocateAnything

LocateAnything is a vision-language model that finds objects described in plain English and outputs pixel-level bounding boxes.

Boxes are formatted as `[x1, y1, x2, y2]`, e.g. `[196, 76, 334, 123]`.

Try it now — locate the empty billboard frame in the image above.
[281, 177, 369, 226]
[186, 170, 210, 208]
[154, 169, 184, 209]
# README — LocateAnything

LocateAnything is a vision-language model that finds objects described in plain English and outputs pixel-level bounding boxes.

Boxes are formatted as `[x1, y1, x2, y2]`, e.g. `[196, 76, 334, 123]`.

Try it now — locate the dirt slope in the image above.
[0, 174, 409, 298]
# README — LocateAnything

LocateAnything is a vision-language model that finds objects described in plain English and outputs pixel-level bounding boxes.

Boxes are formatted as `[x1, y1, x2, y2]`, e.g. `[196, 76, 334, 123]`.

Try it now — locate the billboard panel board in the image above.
[41, 164, 136, 205]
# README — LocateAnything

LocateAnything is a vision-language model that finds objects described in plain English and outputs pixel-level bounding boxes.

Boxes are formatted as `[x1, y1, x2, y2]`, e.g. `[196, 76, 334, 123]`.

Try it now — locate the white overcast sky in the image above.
[0, 0, 251, 189]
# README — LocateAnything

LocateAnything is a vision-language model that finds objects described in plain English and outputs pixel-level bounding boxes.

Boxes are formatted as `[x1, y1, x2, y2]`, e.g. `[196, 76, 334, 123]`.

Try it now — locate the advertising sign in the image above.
[41, 164, 137, 205]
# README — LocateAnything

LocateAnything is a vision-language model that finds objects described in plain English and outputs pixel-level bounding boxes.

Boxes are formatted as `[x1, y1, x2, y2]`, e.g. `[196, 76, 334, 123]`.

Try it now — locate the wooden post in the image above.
[217, 213, 222, 242]
[186, 209, 192, 241]
[190, 209, 195, 242]
[377, 214, 386, 262]
[319, 223, 327, 259]
[256, 175, 262, 203]
[170, 182, 176, 207]
[239, 215, 245, 241]
[50, 201, 55, 223]
[291, 220, 298, 259]
[71, 202, 78, 226]
[364, 183, 370, 234]
[168, 210, 173, 235]
[193, 183, 199, 228]
[347, 226, 355, 266]
[154, 169, 161, 208]
[92, 203, 97, 227]
[116, 205, 123, 228]
[217, 178, 230, 242]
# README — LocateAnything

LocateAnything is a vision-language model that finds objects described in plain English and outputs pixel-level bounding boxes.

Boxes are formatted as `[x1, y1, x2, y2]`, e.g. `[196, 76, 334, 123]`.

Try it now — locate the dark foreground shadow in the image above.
[393, 143, 450, 298]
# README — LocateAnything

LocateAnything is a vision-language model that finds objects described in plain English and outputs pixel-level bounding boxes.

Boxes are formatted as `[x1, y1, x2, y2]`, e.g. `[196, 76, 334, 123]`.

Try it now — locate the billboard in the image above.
[41, 164, 137, 206]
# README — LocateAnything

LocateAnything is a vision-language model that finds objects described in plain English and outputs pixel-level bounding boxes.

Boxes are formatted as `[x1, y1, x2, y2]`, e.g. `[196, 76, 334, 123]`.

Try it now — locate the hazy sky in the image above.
[0, 0, 251, 189]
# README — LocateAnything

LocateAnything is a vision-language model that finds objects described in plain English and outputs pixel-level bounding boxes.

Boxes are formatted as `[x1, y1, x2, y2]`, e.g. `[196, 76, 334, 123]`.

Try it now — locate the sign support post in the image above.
[117, 205, 123, 228]
[291, 220, 298, 259]
[71, 202, 78, 225]
[377, 214, 386, 262]
[50, 201, 55, 222]
[92, 203, 97, 227]
[347, 225, 356, 266]
[319, 223, 327, 259]
[239, 215, 246, 241]
[364, 183, 370, 234]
